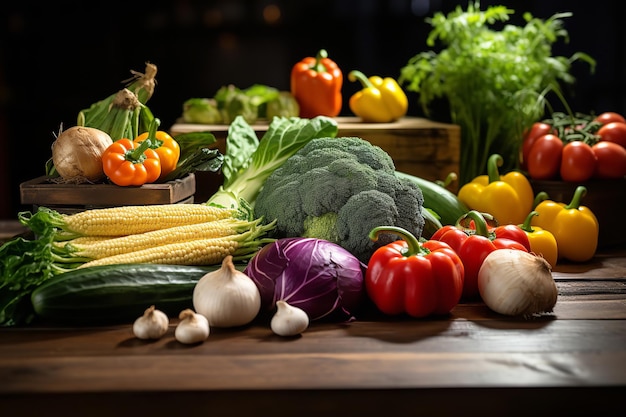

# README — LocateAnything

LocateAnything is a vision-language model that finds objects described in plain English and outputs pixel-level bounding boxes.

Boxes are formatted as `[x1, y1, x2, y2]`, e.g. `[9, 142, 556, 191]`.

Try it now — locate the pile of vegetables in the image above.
[48, 63, 224, 187]
[8, 3, 617, 332]
[3, 109, 573, 328]
[398, 2, 595, 185]
[182, 84, 300, 125]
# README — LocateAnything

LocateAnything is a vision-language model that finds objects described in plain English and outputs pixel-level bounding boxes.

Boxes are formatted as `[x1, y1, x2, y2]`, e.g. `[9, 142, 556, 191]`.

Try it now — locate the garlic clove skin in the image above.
[478, 249, 558, 317]
[133, 305, 169, 340]
[271, 300, 309, 337]
[193, 255, 261, 328]
[175, 309, 210, 344]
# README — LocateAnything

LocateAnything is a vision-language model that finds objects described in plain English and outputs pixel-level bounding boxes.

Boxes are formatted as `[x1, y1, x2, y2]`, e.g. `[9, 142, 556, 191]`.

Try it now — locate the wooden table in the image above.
[1, 223, 624, 417]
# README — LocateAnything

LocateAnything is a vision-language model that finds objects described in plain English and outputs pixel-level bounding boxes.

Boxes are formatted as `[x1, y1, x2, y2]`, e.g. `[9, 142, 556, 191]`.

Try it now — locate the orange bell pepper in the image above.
[290, 49, 342, 118]
[102, 138, 161, 186]
[134, 119, 180, 181]
[457, 154, 533, 225]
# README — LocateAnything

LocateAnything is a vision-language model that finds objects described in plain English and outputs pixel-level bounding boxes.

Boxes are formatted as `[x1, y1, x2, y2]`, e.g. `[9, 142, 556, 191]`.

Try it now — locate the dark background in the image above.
[1, 0, 624, 219]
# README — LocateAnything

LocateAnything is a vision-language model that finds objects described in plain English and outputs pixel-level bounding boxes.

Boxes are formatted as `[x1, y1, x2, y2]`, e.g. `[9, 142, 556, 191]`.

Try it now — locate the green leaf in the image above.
[398, 3, 595, 184]
[206, 116, 338, 209]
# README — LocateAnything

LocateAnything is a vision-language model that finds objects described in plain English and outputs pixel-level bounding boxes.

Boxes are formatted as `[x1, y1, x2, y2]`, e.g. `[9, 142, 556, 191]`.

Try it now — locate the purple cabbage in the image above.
[243, 237, 366, 321]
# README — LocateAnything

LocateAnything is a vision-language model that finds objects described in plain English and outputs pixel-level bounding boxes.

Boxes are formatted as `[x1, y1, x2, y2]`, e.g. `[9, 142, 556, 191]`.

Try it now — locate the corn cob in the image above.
[19, 205, 244, 239]
[122, 62, 157, 105]
[78, 88, 142, 141]
[76, 222, 276, 268]
[58, 218, 261, 260]
[53, 236, 112, 247]
[76, 63, 157, 141]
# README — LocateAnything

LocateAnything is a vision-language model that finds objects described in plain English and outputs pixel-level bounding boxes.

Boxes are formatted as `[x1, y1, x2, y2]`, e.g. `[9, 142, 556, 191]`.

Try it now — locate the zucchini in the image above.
[30, 263, 242, 324]
[396, 171, 469, 226]
[421, 207, 443, 240]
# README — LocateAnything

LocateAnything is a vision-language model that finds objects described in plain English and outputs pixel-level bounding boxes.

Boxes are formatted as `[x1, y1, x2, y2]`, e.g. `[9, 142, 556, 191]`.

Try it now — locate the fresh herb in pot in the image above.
[399, 2, 595, 185]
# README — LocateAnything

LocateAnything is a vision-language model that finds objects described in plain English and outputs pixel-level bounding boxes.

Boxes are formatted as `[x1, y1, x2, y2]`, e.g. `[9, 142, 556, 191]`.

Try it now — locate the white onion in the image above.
[51, 126, 113, 182]
[478, 249, 558, 317]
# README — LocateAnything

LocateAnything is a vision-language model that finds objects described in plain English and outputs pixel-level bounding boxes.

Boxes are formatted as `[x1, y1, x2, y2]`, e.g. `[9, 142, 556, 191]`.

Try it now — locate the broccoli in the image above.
[254, 136, 425, 263]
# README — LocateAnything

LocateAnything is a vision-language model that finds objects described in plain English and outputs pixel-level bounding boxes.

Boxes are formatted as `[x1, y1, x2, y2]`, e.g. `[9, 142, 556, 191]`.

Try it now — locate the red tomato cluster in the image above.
[522, 112, 626, 181]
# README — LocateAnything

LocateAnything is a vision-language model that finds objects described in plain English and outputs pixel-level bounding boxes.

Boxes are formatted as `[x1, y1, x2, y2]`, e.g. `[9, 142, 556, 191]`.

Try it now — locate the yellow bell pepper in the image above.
[519, 211, 558, 268]
[457, 154, 533, 225]
[530, 186, 599, 262]
[348, 70, 408, 123]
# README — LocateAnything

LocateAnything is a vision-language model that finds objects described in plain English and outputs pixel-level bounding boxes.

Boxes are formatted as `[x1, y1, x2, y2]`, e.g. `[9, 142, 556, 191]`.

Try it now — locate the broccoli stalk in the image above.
[205, 115, 339, 210]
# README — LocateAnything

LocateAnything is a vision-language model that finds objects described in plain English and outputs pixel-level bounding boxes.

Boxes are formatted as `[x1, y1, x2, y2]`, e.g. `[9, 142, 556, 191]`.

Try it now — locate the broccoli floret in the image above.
[254, 137, 425, 263]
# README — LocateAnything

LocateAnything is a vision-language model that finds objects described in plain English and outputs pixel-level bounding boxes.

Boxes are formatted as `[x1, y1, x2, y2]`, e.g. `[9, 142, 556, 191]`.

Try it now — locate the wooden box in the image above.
[170, 117, 461, 201]
[20, 174, 196, 214]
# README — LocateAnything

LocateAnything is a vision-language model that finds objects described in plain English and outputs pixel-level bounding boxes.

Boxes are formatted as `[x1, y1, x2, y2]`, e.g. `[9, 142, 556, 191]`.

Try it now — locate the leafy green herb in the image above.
[0, 226, 60, 326]
[399, 1, 595, 185]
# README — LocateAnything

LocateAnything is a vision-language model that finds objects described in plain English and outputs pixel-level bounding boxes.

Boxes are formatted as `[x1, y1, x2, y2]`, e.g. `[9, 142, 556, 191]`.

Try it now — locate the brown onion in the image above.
[51, 126, 113, 182]
[478, 249, 558, 317]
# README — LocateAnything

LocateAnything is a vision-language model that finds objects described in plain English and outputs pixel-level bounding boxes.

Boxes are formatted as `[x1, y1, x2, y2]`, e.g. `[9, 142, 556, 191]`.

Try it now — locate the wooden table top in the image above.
[1, 224, 624, 417]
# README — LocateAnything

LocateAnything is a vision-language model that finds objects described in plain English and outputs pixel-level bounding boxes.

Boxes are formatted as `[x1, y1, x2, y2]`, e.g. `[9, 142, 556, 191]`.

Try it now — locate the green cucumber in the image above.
[30, 263, 239, 324]
[396, 171, 469, 226]
[421, 207, 443, 240]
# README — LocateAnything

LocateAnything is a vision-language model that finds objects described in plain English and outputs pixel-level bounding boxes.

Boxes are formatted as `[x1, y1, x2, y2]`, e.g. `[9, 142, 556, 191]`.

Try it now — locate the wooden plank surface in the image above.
[0, 246, 624, 417]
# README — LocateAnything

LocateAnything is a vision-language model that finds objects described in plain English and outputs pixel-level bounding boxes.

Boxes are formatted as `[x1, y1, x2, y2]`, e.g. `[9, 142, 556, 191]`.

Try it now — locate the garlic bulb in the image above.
[478, 249, 558, 317]
[175, 309, 210, 344]
[271, 300, 309, 337]
[132, 305, 169, 340]
[192, 255, 261, 328]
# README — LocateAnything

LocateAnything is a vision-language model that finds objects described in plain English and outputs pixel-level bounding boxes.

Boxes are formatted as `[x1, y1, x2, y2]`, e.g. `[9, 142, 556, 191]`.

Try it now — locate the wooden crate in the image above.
[20, 174, 196, 213]
[170, 117, 461, 201]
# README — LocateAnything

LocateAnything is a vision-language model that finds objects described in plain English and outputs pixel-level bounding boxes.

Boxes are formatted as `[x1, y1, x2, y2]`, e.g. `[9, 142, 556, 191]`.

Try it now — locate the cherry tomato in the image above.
[560, 141, 597, 182]
[527, 134, 564, 180]
[591, 141, 626, 179]
[594, 112, 626, 125]
[597, 122, 626, 148]
[521, 122, 554, 170]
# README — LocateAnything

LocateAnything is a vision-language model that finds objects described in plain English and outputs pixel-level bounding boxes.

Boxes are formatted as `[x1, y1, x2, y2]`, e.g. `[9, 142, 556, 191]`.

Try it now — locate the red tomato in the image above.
[597, 122, 626, 148]
[592, 141, 626, 179]
[560, 141, 597, 182]
[594, 112, 626, 125]
[527, 134, 564, 180]
[521, 122, 554, 170]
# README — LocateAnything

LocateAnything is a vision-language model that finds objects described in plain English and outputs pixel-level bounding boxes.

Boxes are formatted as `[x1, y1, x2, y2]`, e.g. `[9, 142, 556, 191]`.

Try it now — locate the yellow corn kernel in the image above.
[62, 204, 238, 237]
[68, 218, 256, 260]
[77, 237, 241, 268]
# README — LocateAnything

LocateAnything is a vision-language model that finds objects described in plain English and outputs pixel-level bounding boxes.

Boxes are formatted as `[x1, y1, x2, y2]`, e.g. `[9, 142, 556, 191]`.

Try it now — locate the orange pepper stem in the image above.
[565, 186, 587, 210]
[368, 226, 428, 257]
[310, 49, 329, 73]
[145, 118, 162, 148]
[487, 154, 504, 183]
[520, 211, 539, 233]
[126, 138, 152, 162]
[348, 70, 373, 89]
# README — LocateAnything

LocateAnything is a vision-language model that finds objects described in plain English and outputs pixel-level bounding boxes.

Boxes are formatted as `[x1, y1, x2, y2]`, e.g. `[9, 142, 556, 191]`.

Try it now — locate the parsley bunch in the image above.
[399, 1, 595, 185]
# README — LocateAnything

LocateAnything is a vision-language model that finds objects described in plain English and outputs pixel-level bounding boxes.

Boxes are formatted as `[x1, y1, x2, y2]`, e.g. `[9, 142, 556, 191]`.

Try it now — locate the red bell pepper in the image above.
[458, 212, 531, 252]
[366, 226, 464, 318]
[431, 210, 529, 299]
